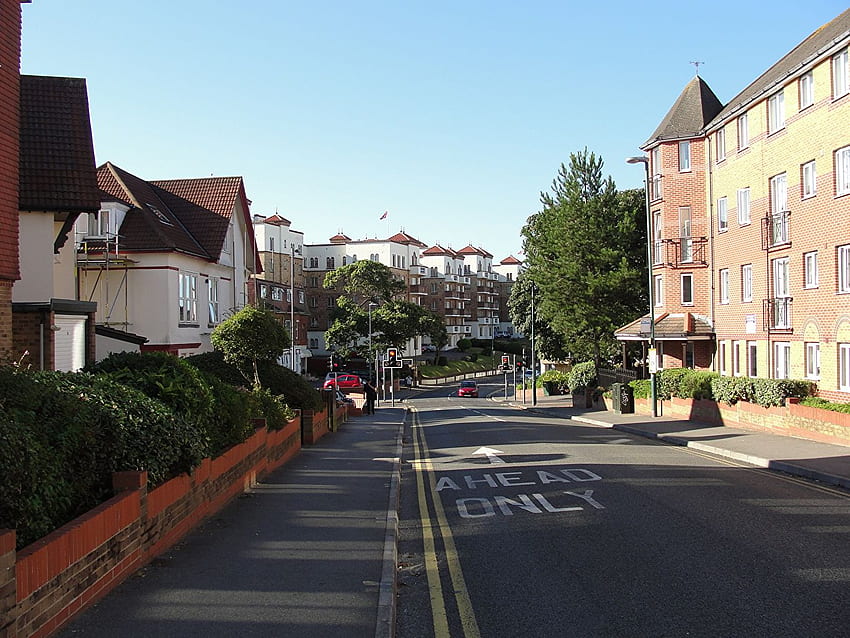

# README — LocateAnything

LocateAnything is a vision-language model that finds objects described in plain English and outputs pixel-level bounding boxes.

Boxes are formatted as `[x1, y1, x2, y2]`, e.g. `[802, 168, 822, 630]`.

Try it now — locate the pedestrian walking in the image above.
[364, 379, 377, 414]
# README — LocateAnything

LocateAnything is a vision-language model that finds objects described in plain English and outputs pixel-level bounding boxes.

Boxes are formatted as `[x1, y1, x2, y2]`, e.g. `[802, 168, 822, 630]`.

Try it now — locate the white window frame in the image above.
[678, 141, 691, 172]
[840, 343, 850, 391]
[179, 271, 198, 323]
[681, 273, 694, 306]
[271, 286, 283, 301]
[804, 251, 818, 289]
[717, 196, 728, 232]
[732, 340, 742, 376]
[716, 127, 726, 162]
[737, 113, 749, 150]
[802, 160, 816, 198]
[720, 268, 729, 304]
[768, 91, 785, 134]
[208, 277, 220, 326]
[774, 341, 791, 379]
[654, 274, 663, 307]
[718, 341, 727, 376]
[838, 244, 850, 293]
[799, 71, 814, 110]
[742, 264, 753, 302]
[836, 146, 850, 196]
[737, 188, 751, 225]
[805, 342, 820, 380]
[832, 49, 848, 100]
[747, 341, 758, 377]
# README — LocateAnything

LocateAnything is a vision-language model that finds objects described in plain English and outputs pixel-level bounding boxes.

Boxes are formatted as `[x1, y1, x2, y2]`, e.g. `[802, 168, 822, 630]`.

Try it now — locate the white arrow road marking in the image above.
[472, 446, 506, 464]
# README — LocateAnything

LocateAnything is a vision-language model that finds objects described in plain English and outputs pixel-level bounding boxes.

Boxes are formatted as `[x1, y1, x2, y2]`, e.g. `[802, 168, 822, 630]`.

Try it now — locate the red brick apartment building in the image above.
[618, 8, 850, 402]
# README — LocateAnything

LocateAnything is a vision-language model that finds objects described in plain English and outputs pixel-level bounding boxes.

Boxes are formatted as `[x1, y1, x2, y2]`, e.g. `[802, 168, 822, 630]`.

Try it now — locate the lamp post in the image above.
[626, 155, 658, 417]
[290, 242, 298, 373]
[368, 301, 378, 402]
[530, 281, 537, 407]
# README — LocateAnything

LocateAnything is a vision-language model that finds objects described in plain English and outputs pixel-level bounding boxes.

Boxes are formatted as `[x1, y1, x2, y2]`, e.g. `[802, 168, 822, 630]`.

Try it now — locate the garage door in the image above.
[54, 315, 87, 372]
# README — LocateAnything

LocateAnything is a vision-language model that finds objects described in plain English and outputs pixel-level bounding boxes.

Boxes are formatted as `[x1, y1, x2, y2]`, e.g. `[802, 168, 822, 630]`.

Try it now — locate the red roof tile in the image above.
[500, 255, 521, 265]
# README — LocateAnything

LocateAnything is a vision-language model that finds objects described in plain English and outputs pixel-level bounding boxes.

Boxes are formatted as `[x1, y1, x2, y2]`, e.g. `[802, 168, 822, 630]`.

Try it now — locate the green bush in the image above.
[567, 362, 596, 392]
[678, 371, 718, 400]
[456, 338, 472, 352]
[539, 369, 571, 393]
[249, 387, 295, 431]
[801, 397, 850, 413]
[711, 376, 755, 405]
[203, 374, 255, 455]
[186, 351, 323, 411]
[656, 368, 690, 400]
[630, 378, 650, 399]
[751, 378, 813, 407]
[0, 368, 206, 548]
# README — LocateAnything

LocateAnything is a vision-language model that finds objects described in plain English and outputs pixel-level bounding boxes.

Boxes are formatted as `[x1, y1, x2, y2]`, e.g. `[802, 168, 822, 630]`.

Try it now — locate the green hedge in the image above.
[567, 362, 597, 392]
[627, 368, 814, 408]
[801, 397, 850, 413]
[0, 367, 206, 548]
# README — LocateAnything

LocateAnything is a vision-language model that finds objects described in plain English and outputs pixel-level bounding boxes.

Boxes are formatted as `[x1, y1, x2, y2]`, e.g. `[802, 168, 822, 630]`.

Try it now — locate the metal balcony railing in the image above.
[764, 297, 793, 331]
[661, 237, 708, 267]
[762, 210, 791, 249]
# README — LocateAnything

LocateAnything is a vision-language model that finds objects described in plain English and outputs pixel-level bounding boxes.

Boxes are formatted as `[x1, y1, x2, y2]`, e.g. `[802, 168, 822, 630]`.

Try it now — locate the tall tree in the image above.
[521, 149, 646, 364]
[323, 260, 406, 305]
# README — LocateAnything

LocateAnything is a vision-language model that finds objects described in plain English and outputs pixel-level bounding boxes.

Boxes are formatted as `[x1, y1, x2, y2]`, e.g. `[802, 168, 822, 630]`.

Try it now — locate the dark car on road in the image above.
[457, 380, 479, 397]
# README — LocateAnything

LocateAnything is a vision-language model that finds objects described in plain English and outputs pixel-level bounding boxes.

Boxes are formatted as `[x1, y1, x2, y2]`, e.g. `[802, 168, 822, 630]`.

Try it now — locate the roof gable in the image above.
[387, 230, 427, 248]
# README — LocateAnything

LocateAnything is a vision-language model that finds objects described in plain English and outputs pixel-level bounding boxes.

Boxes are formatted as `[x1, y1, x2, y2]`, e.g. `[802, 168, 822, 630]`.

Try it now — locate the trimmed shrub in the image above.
[751, 378, 813, 407]
[656, 368, 690, 400]
[203, 374, 255, 454]
[567, 361, 596, 392]
[0, 368, 206, 548]
[456, 338, 472, 352]
[630, 378, 651, 399]
[678, 371, 719, 400]
[539, 369, 571, 393]
[801, 397, 850, 413]
[711, 376, 755, 405]
[250, 386, 296, 431]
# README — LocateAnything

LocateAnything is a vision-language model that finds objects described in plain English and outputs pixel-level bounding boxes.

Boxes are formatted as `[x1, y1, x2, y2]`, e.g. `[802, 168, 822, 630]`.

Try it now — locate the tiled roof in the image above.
[152, 176, 245, 260]
[19, 76, 99, 214]
[457, 244, 493, 258]
[615, 312, 714, 340]
[387, 231, 427, 248]
[329, 233, 351, 243]
[263, 214, 291, 226]
[643, 76, 723, 147]
[709, 8, 850, 126]
[500, 255, 521, 265]
[98, 163, 209, 257]
[422, 244, 457, 256]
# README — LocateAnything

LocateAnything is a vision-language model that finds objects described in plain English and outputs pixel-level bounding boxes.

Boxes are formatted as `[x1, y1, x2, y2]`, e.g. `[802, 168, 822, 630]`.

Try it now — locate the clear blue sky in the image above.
[21, 1, 848, 261]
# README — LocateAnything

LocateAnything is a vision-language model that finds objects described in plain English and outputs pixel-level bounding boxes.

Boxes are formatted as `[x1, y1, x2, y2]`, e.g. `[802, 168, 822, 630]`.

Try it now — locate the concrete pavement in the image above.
[511, 393, 850, 491]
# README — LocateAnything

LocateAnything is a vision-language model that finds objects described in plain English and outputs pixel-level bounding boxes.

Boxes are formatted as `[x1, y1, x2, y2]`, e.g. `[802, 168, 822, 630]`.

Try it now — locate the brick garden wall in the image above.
[0, 416, 303, 638]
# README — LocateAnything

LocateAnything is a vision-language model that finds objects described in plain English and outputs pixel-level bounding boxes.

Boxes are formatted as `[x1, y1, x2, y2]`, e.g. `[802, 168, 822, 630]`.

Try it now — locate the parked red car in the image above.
[323, 374, 363, 390]
[457, 380, 479, 397]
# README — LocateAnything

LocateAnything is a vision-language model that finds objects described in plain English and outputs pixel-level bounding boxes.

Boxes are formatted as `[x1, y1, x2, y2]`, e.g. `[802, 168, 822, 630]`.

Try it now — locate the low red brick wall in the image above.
[634, 397, 850, 446]
[0, 416, 301, 638]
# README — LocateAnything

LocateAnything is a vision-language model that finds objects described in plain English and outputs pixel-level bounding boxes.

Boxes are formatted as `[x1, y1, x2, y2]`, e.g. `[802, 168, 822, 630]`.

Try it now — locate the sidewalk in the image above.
[58, 406, 406, 638]
[512, 394, 850, 490]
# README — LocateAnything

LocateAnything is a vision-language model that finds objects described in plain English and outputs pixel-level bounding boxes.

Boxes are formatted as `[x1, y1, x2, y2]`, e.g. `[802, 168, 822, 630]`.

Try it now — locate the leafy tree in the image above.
[372, 300, 435, 350]
[211, 305, 290, 387]
[323, 260, 406, 304]
[507, 275, 569, 361]
[521, 149, 646, 364]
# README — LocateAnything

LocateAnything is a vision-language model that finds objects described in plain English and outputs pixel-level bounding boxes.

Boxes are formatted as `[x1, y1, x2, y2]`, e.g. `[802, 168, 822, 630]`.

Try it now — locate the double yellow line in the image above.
[410, 407, 481, 638]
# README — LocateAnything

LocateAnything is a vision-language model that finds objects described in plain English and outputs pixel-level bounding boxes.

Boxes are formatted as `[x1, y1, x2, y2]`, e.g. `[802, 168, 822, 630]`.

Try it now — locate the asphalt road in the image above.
[396, 378, 850, 638]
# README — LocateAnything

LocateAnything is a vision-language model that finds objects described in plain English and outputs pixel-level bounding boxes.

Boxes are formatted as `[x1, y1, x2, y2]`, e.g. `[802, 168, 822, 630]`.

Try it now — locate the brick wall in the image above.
[11, 308, 50, 370]
[0, 417, 303, 638]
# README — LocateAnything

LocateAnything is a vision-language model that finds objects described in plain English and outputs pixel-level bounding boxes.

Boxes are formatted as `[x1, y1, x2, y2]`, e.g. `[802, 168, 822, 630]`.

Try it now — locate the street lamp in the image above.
[290, 242, 300, 374]
[626, 155, 658, 417]
[368, 301, 378, 402]
[530, 280, 537, 407]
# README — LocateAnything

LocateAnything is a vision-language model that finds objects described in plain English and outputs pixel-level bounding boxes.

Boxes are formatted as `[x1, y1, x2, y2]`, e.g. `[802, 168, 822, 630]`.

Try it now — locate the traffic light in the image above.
[515, 359, 525, 371]
[386, 347, 401, 368]
[329, 353, 340, 371]
[500, 355, 510, 371]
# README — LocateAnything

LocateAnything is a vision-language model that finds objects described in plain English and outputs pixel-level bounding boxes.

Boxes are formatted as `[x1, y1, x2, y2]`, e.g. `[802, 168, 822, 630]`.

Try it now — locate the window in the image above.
[271, 287, 283, 301]
[840, 343, 850, 391]
[770, 173, 789, 245]
[650, 147, 662, 200]
[178, 272, 198, 323]
[678, 141, 691, 171]
[774, 342, 791, 379]
[286, 288, 292, 303]
[716, 128, 726, 161]
[773, 257, 790, 298]
[654, 274, 663, 307]
[799, 71, 814, 109]
[718, 341, 727, 375]
[681, 273, 693, 305]
[328, 297, 336, 308]
[737, 188, 750, 225]
[652, 210, 663, 265]
[768, 91, 785, 134]
[208, 277, 219, 325]
[260, 284, 268, 299]
[342, 256, 348, 266]
[772, 257, 791, 329]
[839, 245, 850, 293]
[802, 160, 816, 198]
[833, 49, 848, 99]
[742, 264, 753, 302]
[747, 341, 758, 377]
[717, 197, 728, 232]
[737, 113, 749, 150]
[720, 268, 729, 304]
[223, 224, 233, 255]
[805, 342, 820, 380]
[309, 257, 318, 268]
[836, 146, 850, 195]
[679, 206, 693, 263]
[309, 338, 318, 349]
[298, 290, 305, 304]
[269, 236, 275, 252]
[804, 251, 818, 288]
[326, 256, 335, 269]
[309, 296, 318, 307]
[733, 341, 742, 376]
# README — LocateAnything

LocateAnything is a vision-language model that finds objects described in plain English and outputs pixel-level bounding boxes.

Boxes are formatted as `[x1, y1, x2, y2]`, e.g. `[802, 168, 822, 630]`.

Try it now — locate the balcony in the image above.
[762, 210, 790, 249]
[660, 237, 708, 268]
[764, 297, 792, 331]
[408, 284, 428, 295]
